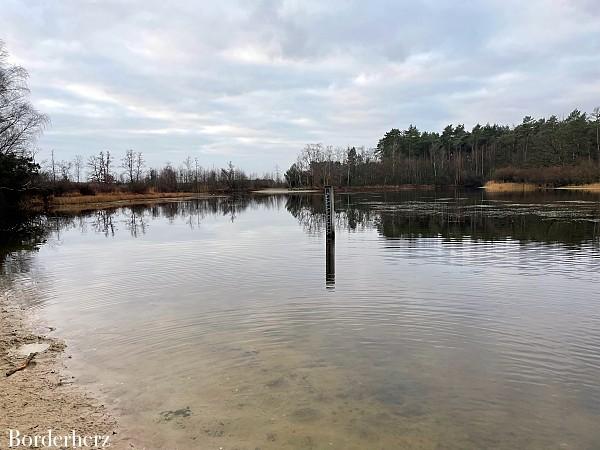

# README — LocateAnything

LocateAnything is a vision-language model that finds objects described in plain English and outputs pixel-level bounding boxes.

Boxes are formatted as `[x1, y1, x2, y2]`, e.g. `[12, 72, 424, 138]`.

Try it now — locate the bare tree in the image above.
[50, 149, 56, 183]
[134, 151, 144, 182]
[182, 156, 193, 185]
[88, 150, 113, 183]
[104, 150, 112, 183]
[58, 160, 72, 181]
[87, 154, 101, 182]
[221, 161, 235, 189]
[73, 154, 83, 182]
[0, 41, 48, 157]
[122, 149, 135, 183]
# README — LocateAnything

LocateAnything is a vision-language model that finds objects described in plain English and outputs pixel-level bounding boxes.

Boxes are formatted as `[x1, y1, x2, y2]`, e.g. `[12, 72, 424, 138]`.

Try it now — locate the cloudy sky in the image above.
[1, 0, 599, 173]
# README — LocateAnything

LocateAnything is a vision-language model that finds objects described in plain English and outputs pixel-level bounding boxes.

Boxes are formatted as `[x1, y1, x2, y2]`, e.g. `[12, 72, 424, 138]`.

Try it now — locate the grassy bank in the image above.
[29, 191, 226, 212]
[51, 191, 209, 205]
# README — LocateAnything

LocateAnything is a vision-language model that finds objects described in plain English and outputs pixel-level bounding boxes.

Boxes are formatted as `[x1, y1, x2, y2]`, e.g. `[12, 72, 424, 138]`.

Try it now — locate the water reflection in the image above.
[325, 237, 335, 289]
[286, 190, 600, 246]
[1, 191, 600, 449]
[0, 214, 51, 275]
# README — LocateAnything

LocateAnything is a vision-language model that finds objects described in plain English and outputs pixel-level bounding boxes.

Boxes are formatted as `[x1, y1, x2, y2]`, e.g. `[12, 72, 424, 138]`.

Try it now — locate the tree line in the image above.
[286, 110, 600, 188]
[40, 149, 283, 195]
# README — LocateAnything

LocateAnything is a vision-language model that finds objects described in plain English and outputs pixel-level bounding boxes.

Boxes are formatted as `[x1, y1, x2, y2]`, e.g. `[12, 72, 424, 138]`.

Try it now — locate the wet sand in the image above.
[0, 292, 126, 448]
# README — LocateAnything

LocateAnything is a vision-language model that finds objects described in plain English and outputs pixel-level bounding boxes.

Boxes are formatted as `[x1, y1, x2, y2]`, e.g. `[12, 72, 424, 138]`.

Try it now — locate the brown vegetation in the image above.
[27, 191, 224, 212]
[51, 191, 204, 205]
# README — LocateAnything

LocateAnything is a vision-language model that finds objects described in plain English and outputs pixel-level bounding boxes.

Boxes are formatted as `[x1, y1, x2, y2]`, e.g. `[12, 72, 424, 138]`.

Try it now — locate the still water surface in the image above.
[2, 191, 600, 449]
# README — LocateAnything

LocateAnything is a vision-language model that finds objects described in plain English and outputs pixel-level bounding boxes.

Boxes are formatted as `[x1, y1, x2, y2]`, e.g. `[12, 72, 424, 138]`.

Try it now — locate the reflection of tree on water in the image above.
[0, 213, 82, 273]
[0, 215, 48, 274]
[285, 194, 377, 235]
[3, 192, 598, 271]
[286, 191, 600, 247]
[127, 206, 148, 237]
[92, 210, 116, 237]
[2, 196, 292, 254]
[285, 195, 325, 234]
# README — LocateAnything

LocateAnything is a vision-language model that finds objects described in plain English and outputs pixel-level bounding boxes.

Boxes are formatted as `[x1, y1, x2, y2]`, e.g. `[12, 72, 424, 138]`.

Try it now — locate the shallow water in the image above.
[2, 191, 600, 449]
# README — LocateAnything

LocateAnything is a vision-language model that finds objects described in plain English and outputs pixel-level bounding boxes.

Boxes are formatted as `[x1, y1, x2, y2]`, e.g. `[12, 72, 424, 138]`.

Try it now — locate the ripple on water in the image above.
[2, 192, 600, 449]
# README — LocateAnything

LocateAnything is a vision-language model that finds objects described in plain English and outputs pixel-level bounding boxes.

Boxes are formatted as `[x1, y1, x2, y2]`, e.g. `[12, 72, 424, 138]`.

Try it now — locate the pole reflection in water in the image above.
[326, 236, 335, 289]
[324, 186, 336, 289]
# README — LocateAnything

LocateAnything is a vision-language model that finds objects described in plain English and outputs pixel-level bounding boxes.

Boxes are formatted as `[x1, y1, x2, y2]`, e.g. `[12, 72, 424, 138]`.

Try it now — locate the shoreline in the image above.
[252, 188, 320, 194]
[260, 183, 600, 194]
[0, 290, 128, 448]
[481, 181, 543, 193]
[556, 183, 600, 191]
[21, 181, 600, 213]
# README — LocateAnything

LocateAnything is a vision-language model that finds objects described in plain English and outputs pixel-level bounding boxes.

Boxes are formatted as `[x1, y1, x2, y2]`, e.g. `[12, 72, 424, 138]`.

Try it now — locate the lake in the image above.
[2, 190, 600, 449]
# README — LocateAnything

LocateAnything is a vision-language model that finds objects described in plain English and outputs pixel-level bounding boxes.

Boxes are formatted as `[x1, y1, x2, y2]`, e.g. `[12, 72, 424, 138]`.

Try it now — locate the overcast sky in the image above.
[1, 0, 599, 173]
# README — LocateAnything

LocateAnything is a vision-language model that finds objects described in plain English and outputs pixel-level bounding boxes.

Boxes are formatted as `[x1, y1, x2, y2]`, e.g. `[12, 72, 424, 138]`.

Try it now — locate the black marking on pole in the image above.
[324, 185, 335, 238]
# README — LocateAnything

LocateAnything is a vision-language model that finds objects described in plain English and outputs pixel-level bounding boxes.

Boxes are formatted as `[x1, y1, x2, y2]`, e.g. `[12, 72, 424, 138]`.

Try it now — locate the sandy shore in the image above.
[557, 183, 600, 191]
[482, 181, 543, 192]
[483, 181, 600, 193]
[0, 292, 134, 448]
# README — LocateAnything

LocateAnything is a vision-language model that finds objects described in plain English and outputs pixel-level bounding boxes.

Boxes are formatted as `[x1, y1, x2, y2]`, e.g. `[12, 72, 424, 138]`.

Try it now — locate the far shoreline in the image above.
[21, 182, 600, 214]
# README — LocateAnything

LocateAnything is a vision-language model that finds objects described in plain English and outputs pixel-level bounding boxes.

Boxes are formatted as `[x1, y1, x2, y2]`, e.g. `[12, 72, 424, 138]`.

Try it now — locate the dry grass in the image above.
[51, 192, 200, 205]
[482, 181, 543, 192]
[24, 192, 225, 212]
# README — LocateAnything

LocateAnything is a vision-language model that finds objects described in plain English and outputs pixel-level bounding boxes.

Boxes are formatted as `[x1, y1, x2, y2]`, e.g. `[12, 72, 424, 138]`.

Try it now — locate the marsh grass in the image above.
[51, 192, 199, 205]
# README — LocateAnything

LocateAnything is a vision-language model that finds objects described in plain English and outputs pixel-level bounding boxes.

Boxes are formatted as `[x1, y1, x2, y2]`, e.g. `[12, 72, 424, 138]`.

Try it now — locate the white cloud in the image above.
[0, 0, 598, 172]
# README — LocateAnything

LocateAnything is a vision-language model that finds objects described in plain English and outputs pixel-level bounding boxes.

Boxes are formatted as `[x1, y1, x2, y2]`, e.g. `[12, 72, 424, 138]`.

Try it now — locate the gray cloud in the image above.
[1, 0, 599, 172]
